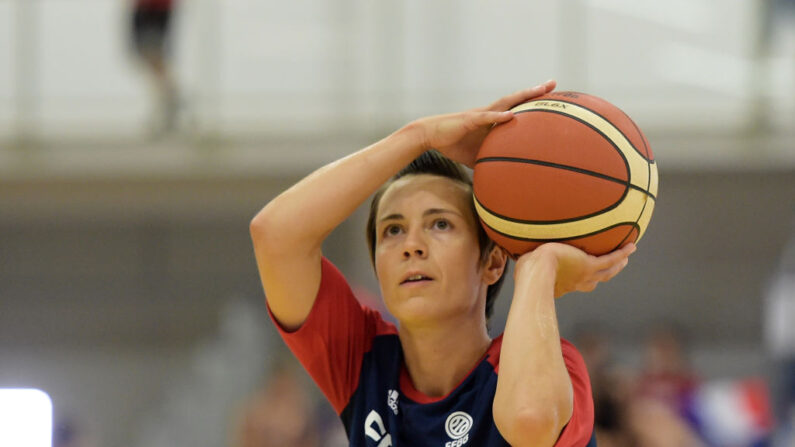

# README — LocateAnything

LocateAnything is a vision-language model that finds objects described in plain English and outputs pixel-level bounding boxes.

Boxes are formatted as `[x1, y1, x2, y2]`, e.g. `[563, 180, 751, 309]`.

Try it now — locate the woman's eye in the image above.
[433, 219, 450, 230]
[384, 225, 402, 236]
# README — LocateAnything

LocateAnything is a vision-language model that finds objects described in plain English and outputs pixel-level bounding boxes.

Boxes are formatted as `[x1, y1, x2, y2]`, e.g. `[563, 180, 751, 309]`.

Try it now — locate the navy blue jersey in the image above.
[269, 258, 596, 446]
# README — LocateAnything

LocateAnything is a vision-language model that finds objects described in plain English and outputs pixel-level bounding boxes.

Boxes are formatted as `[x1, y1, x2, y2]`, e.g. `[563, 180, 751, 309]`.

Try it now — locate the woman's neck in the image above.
[398, 316, 491, 398]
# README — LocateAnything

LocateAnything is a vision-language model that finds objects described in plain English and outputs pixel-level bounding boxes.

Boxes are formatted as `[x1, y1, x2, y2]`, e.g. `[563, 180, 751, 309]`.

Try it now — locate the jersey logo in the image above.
[444, 411, 473, 447]
[365, 410, 393, 447]
[387, 389, 399, 415]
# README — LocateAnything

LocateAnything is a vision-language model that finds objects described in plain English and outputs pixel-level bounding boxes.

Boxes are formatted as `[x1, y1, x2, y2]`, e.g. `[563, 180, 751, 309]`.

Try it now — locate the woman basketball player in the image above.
[250, 80, 635, 446]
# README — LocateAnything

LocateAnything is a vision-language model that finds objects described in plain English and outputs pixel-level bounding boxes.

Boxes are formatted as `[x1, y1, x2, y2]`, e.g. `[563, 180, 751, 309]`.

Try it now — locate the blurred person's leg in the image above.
[131, 2, 179, 136]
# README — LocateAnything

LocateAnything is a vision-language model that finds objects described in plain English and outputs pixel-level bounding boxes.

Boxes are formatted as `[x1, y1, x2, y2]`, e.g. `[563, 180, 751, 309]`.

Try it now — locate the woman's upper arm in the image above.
[250, 218, 323, 331]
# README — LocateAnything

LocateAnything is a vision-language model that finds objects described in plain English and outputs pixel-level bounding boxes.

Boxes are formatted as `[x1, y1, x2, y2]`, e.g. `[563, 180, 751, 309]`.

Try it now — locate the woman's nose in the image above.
[402, 229, 428, 259]
[403, 247, 425, 258]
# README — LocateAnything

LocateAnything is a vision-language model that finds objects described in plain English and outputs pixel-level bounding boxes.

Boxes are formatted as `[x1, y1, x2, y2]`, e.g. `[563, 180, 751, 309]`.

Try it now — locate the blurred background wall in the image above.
[0, 0, 793, 446]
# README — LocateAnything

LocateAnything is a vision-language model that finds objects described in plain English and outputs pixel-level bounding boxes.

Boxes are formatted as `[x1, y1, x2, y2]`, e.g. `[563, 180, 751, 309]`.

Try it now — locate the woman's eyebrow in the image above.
[379, 208, 462, 223]
[379, 213, 403, 223]
[423, 208, 462, 217]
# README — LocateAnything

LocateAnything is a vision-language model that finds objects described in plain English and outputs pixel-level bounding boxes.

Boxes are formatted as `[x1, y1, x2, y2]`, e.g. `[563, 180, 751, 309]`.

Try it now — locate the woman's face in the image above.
[374, 174, 490, 327]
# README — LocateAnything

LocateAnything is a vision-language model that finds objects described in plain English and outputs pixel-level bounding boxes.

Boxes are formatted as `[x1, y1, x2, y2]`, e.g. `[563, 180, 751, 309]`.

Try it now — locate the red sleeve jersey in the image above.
[268, 257, 597, 446]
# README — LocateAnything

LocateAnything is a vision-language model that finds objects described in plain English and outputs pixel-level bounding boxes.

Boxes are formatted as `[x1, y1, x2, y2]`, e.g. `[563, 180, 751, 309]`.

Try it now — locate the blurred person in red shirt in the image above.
[628, 323, 705, 447]
[636, 323, 700, 411]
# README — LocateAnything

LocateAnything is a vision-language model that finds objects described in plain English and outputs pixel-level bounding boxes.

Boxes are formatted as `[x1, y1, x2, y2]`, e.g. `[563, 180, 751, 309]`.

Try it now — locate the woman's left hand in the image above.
[414, 80, 556, 167]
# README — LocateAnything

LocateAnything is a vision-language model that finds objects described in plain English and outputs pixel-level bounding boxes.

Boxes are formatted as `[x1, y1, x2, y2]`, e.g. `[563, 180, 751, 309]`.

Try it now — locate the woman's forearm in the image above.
[493, 253, 573, 446]
[251, 123, 427, 252]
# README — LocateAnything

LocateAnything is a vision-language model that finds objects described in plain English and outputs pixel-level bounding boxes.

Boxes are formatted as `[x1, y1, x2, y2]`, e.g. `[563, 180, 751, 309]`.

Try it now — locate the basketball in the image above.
[473, 91, 659, 257]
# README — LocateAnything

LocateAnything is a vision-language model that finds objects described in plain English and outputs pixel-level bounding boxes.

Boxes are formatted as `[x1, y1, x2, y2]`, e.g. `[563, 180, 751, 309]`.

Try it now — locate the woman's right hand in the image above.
[411, 80, 556, 167]
[515, 242, 636, 299]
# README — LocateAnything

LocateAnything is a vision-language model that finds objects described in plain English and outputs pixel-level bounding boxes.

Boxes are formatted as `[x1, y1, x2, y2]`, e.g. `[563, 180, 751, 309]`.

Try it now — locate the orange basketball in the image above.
[473, 91, 658, 257]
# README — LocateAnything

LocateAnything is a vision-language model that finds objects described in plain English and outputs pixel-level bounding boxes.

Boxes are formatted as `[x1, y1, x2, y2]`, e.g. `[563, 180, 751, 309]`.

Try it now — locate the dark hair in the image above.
[365, 150, 508, 320]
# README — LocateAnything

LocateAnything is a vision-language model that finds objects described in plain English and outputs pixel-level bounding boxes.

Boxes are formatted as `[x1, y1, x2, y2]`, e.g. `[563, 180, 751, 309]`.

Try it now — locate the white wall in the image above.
[0, 0, 792, 140]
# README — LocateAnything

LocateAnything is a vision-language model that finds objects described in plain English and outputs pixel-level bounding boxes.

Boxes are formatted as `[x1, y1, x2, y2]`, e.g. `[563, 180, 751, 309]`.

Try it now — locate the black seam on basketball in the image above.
[473, 190, 629, 226]
[481, 218, 641, 243]
[514, 99, 649, 161]
[612, 211, 642, 252]
[623, 110, 654, 162]
[616, 182, 653, 250]
[476, 156, 657, 201]
[494, 108, 633, 188]
[625, 114, 657, 243]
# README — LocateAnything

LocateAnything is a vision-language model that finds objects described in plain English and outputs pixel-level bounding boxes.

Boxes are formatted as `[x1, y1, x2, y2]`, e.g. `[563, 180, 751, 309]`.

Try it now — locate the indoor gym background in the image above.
[0, 1, 793, 446]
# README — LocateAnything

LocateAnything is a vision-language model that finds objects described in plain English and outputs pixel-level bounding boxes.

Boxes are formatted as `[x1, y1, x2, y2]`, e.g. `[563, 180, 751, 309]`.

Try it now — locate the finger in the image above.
[465, 110, 514, 129]
[494, 80, 557, 110]
[488, 80, 557, 111]
[596, 257, 630, 282]
[594, 243, 636, 271]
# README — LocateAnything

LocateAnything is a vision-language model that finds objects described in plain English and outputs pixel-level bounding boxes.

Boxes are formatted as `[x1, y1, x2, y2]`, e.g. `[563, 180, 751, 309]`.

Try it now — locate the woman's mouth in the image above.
[401, 273, 433, 285]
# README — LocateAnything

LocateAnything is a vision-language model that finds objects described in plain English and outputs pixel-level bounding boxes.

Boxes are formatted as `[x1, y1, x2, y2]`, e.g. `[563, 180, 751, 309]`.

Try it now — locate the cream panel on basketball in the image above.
[510, 100, 651, 194]
[648, 161, 659, 197]
[636, 163, 659, 241]
[475, 188, 648, 241]
[635, 197, 655, 241]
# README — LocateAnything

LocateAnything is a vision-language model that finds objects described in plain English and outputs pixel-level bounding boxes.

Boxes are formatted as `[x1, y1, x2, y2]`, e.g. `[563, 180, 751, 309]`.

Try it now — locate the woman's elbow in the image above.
[494, 400, 573, 447]
[250, 207, 286, 253]
[249, 210, 268, 240]
[249, 211, 269, 244]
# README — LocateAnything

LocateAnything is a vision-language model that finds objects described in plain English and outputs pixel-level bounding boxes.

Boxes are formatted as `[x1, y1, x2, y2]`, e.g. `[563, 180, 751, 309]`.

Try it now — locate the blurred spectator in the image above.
[631, 323, 775, 446]
[575, 325, 634, 447]
[576, 321, 777, 447]
[765, 225, 795, 446]
[636, 323, 700, 412]
[625, 397, 705, 447]
[53, 414, 96, 447]
[630, 323, 705, 447]
[130, 0, 180, 137]
[231, 360, 326, 447]
[688, 378, 774, 447]
[53, 416, 79, 447]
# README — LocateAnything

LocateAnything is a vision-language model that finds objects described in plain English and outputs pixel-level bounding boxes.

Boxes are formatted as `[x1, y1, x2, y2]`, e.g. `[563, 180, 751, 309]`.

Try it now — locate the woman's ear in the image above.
[482, 245, 508, 286]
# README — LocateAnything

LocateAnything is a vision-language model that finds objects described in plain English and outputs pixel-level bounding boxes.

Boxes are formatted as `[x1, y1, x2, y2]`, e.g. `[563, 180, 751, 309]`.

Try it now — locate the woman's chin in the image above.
[389, 295, 443, 324]
[389, 296, 469, 328]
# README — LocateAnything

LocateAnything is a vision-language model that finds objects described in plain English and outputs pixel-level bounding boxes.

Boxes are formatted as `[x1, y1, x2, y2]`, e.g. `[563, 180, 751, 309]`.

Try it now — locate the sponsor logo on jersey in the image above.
[365, 410, 393, 446]
[444, 411, 473, 447]
[387, 389, 399, 415]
